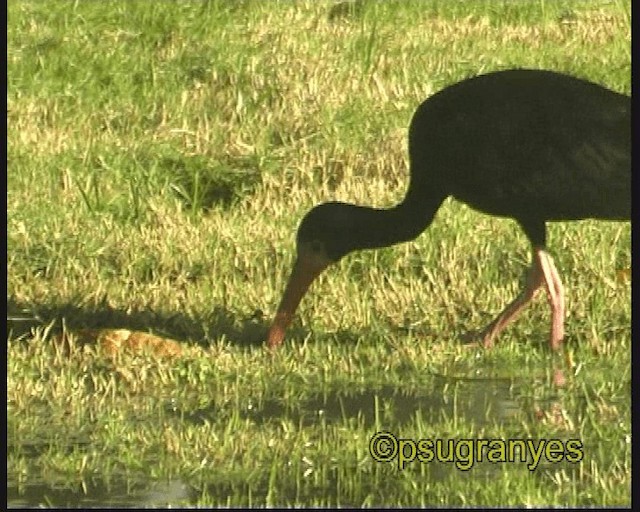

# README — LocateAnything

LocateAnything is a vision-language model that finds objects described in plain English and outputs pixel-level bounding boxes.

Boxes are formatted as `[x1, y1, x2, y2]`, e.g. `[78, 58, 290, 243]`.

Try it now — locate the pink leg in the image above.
[480, 248, 565, 351]
[537, 250, 565, 350]
[480, 253, 544, 348]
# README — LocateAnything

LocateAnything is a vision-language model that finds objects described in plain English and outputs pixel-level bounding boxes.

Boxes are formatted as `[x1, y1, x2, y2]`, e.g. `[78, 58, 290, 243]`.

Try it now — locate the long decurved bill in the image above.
[267, 249, 331, 348]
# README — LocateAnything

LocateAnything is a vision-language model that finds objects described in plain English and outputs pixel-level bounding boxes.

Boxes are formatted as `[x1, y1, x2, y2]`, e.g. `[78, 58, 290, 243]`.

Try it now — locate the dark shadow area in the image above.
[7, 297, 269, 348]
[7, 296, 558, 356]
[6, 298, 398, 351]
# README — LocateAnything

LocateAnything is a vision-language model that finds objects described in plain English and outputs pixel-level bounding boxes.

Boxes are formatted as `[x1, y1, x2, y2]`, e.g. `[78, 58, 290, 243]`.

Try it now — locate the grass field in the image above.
[7, 0, 631, 507]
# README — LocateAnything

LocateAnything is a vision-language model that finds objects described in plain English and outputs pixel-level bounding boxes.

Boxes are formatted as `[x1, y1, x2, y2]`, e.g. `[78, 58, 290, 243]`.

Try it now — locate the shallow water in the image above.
[7, 477, 195, 508]
[8, 372, 535, 507]
[171, 375, 521, 429]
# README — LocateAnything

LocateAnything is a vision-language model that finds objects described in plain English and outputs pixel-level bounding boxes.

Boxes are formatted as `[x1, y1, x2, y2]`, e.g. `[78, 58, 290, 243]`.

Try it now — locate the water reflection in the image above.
[9, 371, 563, 507]
[171, 374, 521, 429]
[7, 477, 194, 508]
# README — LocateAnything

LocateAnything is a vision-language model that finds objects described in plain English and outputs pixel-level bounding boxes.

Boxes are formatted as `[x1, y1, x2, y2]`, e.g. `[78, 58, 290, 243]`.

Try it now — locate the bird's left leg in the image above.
[479, 252, 545, 348]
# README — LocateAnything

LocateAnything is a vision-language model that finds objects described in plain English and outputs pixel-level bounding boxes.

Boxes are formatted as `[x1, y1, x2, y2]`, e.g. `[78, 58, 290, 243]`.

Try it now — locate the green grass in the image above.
[7, 0, 630, 507]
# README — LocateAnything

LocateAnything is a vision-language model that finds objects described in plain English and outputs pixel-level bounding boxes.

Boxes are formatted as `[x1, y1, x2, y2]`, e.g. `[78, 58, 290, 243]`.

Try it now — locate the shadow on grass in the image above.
[7, 298, 271, 349]
[7, 296, 555, 354]
[7, 294, 567, 362]
[6, 298, 427, 353]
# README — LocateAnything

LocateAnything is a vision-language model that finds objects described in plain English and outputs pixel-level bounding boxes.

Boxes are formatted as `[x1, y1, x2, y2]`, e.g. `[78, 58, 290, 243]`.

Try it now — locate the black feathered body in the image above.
[406, 69, 630, 245]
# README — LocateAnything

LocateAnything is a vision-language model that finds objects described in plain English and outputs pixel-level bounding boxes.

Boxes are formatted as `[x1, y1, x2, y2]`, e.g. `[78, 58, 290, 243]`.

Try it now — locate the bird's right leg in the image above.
[535, 249, 565, 350]
[479, 250, 545, 348]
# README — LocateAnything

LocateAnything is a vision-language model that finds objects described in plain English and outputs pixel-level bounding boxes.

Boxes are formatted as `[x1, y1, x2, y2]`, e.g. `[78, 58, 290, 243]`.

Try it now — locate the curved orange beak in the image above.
[267, 247, 331, 349]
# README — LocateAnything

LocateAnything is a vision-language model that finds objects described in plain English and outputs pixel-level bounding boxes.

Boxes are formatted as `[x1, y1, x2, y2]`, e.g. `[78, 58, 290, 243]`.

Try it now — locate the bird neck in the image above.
[349, 195, 440, 251]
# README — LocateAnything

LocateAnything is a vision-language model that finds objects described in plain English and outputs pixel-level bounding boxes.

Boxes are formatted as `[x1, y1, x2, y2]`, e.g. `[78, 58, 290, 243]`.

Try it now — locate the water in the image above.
[8, 373, 529, 507]
[7, 477, 195, 508]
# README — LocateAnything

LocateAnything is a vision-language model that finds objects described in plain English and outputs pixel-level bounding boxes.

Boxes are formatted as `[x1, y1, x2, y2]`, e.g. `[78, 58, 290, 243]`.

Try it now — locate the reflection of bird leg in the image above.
[480, 248, 565, 351]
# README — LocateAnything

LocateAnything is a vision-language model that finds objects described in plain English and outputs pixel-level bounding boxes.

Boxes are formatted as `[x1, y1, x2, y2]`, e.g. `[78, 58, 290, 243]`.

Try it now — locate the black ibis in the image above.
[267, 69, 630, 350]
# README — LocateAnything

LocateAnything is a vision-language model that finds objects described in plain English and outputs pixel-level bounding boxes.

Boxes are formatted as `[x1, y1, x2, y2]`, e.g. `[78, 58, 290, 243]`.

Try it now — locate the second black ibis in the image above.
[267, 69, 630, 350]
